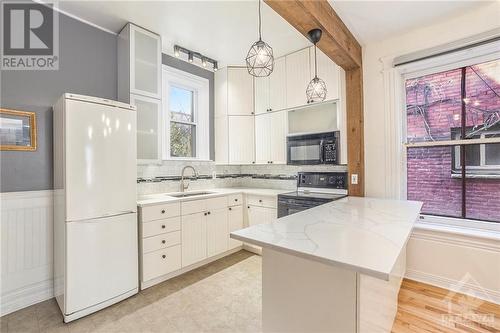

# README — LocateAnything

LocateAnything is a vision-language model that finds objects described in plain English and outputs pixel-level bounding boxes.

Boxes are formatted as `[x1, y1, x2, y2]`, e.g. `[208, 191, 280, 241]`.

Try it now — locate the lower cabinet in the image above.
[142, 245, 181, 282]
[181, 212, 208, 267]
[228, 205, 244, 249]
[247, 205, 277, 226]
[207, 208, 229, 257]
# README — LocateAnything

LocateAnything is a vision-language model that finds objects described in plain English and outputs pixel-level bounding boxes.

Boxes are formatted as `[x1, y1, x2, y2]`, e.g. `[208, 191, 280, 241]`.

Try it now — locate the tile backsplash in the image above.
[137, 160, 348, 195]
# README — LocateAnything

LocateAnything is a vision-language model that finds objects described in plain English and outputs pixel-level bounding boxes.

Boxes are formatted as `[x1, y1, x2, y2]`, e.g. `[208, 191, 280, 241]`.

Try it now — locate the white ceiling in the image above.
[53, 1, 492, 68]
[329, 1, 492, 45]
[54, 1, 311, 67]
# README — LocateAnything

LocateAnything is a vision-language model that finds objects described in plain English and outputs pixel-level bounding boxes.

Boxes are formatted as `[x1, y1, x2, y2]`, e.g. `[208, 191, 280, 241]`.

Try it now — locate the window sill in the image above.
[450, 173, 500, 179]
[415, 215, 500, 242]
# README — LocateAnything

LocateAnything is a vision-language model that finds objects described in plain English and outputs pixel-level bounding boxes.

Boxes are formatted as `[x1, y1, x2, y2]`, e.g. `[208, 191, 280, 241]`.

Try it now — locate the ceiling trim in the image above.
[35, 0, 118, 35]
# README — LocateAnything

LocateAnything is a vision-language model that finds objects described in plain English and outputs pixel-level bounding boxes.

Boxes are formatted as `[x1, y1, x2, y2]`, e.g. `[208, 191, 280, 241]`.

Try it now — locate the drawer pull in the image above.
[234, 198, 238, 202]
[161, 209, 166, 214]
[259, 199, 263, 203]
[229, 207, 232, 211]
[161, 225, 166, 229]
[162, 255, 166, 259]
[162, 240, 166, 244]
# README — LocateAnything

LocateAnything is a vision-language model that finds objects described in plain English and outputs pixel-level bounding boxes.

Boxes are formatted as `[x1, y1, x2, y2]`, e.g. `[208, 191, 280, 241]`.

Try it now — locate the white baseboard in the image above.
[406, 269, 500, 305]
[1, 279, 54, 316]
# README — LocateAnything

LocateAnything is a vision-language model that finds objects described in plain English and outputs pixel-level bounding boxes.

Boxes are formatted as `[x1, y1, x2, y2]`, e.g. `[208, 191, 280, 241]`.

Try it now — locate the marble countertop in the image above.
[231, 196, 423, 280]
[137, 187, 290, 207]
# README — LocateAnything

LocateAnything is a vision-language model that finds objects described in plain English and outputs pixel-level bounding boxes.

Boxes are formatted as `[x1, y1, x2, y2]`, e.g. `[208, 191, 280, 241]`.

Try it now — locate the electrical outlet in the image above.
[351, 174, 358, 185]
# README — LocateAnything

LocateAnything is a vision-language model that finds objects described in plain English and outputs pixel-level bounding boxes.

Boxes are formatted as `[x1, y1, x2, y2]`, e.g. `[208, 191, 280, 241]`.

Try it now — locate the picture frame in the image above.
[0, 108, 37, 151]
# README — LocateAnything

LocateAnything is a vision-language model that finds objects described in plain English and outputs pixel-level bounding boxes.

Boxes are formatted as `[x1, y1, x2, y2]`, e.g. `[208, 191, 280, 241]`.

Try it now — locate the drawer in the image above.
[206, 196, 228, 211]
[247, 194, 276, 208]
[142, 216, 180, 238]
[141, 202, 180, 222]
[142, 231, 181, 254]
[182, 199, 207, 215]
[227, 193, 243, 206]
[142, 245, 181, 282]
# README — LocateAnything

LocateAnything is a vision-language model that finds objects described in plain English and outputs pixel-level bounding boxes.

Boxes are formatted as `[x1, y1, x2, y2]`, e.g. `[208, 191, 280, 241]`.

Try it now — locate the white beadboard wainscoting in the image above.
[0, 190, 54, 316]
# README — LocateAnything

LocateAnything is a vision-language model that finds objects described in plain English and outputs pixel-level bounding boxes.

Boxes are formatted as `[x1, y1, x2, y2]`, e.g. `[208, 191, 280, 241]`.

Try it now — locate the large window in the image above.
[163, 66, 209, 160]
[404, 58, 500, 223]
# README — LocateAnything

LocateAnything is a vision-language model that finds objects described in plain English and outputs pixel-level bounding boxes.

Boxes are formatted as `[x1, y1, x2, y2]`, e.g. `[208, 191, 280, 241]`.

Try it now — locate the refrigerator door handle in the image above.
[67, 211, 136, 223]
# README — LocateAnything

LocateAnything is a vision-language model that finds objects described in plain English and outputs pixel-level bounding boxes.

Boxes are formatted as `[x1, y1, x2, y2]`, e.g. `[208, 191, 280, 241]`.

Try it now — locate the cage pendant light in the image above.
[245, 0, 274, 77]
[306, 29, 327, 103]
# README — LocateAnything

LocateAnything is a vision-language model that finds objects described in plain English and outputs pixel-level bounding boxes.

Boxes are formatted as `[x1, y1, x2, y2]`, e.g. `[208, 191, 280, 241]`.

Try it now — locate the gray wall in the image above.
[0, 12, 117, 192]
[162, 54, 215, 160]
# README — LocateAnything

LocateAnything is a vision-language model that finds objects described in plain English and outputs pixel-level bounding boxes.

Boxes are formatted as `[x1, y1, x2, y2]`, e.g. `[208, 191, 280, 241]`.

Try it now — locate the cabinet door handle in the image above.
[247, 206, 250, 209]
[161, 209, 165, 214]
[162, 255, 166, 259]
[229, 207, 232, 211]
[234, 198, 238, 202]
[204, 212, 207, 216]
[162, 240, 166, 244]
[259, 199, 263, 203]
[161, 225, 166, 229]
[207, 211, 211, 215]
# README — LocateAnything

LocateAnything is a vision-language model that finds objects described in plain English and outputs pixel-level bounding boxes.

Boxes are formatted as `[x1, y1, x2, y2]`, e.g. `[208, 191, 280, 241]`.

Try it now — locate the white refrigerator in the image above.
[53, 93, 138, 322]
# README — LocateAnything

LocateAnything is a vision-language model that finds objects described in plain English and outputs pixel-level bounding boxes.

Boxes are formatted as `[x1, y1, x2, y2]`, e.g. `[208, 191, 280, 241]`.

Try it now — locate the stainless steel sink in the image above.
[168, 191, 214, 198]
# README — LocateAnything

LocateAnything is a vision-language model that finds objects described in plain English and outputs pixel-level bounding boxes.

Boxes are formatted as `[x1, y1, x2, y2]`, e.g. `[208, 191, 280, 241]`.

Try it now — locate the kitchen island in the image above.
[231, 196, 423, 333]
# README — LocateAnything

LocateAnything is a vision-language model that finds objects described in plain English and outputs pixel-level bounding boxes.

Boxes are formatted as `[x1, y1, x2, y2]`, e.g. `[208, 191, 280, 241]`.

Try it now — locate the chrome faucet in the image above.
[180, 166, 198, 192]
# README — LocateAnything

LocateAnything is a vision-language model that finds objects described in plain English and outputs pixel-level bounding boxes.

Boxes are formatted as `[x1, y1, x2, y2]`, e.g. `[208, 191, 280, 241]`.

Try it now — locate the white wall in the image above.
[362, 1, 500, 303]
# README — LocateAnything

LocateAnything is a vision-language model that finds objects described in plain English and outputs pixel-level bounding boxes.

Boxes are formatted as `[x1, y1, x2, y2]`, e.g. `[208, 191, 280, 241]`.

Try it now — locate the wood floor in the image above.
[392, 278, 499, 333]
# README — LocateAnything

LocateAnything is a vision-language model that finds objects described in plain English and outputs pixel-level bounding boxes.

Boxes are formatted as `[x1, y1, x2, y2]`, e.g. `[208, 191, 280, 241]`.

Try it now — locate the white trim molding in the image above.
[0, 190, 54, 316]
[407, 226, 500, 305]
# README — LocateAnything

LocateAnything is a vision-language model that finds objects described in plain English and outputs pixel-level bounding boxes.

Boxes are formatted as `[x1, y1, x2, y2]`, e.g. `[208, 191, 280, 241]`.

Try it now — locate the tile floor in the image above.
[1, 251, 261, 333]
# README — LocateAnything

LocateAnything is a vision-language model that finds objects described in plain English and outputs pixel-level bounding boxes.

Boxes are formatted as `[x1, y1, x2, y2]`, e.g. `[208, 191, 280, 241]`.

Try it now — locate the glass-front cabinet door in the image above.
[130, 94, 162, 164]
[130, 25, 161, 99]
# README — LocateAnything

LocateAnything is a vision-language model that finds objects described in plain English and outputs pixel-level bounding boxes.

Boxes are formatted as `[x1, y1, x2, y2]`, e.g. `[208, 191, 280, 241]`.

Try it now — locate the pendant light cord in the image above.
[258, 0, 262, 40]
[314, 43, 318, 78]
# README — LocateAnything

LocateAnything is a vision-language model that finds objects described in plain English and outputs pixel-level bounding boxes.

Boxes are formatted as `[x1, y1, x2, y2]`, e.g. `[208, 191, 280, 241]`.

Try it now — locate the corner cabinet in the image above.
[215, 67, 255, 164]
[118, 23, 162, 164]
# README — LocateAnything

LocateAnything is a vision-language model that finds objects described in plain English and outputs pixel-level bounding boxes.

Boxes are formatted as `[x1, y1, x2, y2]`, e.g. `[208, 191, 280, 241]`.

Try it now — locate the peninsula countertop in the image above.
[231, 196, 423, 280]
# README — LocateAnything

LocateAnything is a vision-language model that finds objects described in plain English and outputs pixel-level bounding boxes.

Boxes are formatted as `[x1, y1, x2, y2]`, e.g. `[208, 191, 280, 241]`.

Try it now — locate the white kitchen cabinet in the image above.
[207, 208, 229, 257]
[130, 94, 162, 164]
[247, 205, 276, 226]
[228, 68, 254, 116]
[228, 116, 255, 164]
[255, 111, 287, 164]
[255, 114, 272, 164]
[309, 47, 340, 102]
[254, 57, 286, 114]
[286, 48, 311, 109]
[118, 23, 161, 101]
[254, 77, 270, 115]
[118, 23, 162, 164]
[215, 116, 228, 164]
[228, 205, 243, 249]
[269, 57, 287, 111]
[181, 212, 207, 267]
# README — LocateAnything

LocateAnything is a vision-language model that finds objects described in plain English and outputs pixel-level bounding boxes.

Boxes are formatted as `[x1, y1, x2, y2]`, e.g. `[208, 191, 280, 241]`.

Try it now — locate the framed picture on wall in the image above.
[0, 109, 37, 151]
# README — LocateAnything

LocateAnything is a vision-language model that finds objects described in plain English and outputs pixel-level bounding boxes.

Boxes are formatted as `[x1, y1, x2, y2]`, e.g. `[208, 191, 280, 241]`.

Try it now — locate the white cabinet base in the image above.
[140, 246, 243, 290]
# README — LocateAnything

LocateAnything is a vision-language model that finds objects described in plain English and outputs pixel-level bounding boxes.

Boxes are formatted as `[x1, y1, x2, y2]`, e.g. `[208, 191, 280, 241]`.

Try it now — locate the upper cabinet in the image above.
[309, 47, 340, 101]
[227, 68, 254, 116]
[118, 23, 162, 164]
[254, 57, 286, 115]
[286, 48, 311, 109]
[118, 23, 162, 101]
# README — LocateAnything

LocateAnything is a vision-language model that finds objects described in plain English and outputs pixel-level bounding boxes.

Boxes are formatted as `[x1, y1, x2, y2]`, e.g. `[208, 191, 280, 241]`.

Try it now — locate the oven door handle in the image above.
[319, 139, 325, 163]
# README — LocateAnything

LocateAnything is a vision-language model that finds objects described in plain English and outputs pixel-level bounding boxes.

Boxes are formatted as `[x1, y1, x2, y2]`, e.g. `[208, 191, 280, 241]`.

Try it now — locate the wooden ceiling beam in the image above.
[265, 0, 365, 196]
[264, 0, 362, 70]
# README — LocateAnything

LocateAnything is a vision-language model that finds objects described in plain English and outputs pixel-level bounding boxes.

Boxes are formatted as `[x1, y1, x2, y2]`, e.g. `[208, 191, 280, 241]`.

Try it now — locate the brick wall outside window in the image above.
[405, 59, 500, 222]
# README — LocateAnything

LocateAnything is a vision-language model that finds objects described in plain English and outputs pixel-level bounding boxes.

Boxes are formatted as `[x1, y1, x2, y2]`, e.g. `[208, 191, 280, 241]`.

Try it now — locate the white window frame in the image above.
[162, 65, 210, 161]
[395, 40, 500, 229]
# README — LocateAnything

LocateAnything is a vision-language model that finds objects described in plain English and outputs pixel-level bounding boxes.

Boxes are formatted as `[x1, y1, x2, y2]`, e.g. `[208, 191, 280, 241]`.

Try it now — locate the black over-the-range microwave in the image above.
[286, 131, 340, 165]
